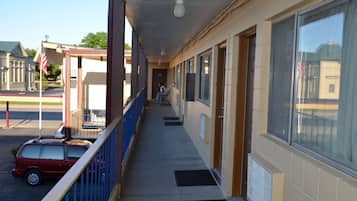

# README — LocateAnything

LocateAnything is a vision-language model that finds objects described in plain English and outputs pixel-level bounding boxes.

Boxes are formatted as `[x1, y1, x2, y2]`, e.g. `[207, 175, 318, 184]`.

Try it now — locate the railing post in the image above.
[107, 0, 125, 198]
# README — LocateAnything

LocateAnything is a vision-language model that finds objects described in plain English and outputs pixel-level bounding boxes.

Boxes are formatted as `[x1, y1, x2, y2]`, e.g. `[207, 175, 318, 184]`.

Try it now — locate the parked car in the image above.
[12, 138, 92, 186]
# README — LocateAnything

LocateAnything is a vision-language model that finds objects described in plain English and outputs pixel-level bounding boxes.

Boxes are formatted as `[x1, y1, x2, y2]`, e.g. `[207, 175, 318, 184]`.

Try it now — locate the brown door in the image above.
[213, 45, 226, 175]
[232, 28, 256, 199]
[152, 69, 167, 99]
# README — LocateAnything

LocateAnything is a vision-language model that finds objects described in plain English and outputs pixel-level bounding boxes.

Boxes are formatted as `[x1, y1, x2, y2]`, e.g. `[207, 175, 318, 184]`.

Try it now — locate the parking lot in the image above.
[0, 135, 58, 201]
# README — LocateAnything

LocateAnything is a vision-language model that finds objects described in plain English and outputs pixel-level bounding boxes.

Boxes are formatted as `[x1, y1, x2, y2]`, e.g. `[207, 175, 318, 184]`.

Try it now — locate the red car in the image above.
[12, 138, 92, 186]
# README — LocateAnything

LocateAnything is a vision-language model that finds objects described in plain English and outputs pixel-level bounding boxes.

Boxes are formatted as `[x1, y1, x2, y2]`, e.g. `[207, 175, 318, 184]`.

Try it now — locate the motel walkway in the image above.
[120, 103, 226, 201]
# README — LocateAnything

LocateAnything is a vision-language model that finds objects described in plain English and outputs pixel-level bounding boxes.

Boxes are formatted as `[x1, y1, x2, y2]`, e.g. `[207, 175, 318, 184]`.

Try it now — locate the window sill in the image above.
[196, 98, 210, 107]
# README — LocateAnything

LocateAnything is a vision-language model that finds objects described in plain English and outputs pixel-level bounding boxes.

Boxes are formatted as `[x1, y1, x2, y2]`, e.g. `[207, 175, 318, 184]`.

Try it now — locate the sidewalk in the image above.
[120, 103, 226, 201]
[0, 120, 61, 129]
[0, 127, 58, 136]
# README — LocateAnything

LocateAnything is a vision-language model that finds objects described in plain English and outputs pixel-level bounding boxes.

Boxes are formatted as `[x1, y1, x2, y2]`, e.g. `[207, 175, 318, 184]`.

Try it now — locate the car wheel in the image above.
[25, 170, 42, 186]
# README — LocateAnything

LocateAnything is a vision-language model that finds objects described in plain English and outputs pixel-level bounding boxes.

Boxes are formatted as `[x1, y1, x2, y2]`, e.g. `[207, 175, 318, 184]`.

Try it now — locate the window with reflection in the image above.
[198, 50, 211, 104]
[293, 0, 357, 172]
[268, 16, 295, 141]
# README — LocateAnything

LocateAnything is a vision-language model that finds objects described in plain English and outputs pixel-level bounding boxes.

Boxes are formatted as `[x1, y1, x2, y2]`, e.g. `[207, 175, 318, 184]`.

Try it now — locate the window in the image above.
[40, 145, 64, 160]
[177, 64, 182, 89]
[268, 0, 357, 175]
[21, 145, 41, 159]
[67, 146, 87, 160]
[198, 50, 212, 104]
[293, 0, 357, 172]
[268, 16, 295, 141]
[187, 58, 194, 73]
[175, 65, 179, 89]
[186, 58, 195, 101]
[329, 84, 335, 93]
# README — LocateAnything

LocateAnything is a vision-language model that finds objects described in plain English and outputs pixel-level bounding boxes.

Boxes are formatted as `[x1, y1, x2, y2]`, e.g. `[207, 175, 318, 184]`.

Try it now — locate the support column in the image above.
[144, 58, 148, 99]
[77, 56, 82, 110]
[64, 52, 71, 138]
[131, 30, 139, 97]
[107, 0, 125, 196]
[138, 48, 145, 90]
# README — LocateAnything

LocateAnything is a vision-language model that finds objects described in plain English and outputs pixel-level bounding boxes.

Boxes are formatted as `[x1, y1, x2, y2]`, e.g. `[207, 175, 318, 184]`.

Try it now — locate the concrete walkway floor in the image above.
[120, 103, 226, 201]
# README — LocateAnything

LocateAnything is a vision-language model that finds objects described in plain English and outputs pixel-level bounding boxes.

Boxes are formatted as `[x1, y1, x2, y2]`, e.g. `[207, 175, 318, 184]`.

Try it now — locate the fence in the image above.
[42, 89, 145, 201]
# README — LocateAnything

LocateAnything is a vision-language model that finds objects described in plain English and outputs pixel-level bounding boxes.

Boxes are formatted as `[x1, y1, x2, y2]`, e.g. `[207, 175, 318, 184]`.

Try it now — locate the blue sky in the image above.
[0, 0, 132, 50]
[299, 13, 344, 52]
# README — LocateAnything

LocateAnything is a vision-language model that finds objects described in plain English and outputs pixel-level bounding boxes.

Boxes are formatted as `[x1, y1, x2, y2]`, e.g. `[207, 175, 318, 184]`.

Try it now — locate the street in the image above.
[0, 105, 62, 129]
[0, 102, 62, 200]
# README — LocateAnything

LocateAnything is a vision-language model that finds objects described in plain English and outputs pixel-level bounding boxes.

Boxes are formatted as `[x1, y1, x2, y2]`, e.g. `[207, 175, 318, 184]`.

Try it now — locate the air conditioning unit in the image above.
[247, 153, 284, 201]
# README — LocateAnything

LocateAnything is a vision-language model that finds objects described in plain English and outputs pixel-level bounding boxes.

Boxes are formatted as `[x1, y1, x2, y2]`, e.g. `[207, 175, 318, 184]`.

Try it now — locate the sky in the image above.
[299, 13, 343, 52]
[0, 0, 132, 50]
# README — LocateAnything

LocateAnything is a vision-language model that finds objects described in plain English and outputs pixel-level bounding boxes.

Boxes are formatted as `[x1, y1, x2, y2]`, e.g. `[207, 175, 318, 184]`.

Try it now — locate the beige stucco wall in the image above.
[165, 0, 357, 200]
[319, 61, 340, 100]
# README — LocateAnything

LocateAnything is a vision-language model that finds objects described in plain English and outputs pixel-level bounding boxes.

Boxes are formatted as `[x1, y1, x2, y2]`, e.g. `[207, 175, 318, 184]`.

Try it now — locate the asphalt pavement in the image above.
[0, 136, 56, 201]
[0, 104, 62, 129]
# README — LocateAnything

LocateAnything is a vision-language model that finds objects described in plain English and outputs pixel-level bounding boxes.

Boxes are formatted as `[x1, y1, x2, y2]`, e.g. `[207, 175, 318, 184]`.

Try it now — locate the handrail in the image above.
[123, 88, 145, 115]
[42, 117, 120, 201]
[41, 88, 145, 201]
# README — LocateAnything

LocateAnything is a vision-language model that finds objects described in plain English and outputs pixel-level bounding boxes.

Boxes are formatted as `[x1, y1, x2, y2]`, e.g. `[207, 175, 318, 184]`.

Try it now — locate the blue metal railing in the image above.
[42, 89, 145, 201]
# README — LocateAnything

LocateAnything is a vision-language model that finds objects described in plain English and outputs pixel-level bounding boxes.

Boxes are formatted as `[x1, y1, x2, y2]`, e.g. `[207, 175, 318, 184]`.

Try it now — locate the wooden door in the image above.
[213, 45, 227, 175]
[232, 28, 256, 199]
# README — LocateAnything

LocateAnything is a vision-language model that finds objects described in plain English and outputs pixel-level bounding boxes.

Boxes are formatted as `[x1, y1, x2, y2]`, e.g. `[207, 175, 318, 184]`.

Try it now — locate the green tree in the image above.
[35, 64, 61, 81]
[25, 48, 37, 57]
[80, 32, 131, 50]
[125, 43, 131, 50]
[46, 64, 62, 80]
[80, 32, 108, 49]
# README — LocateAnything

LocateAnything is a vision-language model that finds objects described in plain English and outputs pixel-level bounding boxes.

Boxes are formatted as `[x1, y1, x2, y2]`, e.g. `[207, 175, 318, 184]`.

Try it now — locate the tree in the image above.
[25, 48, 37, 57]
[35, 64, 61, 81]
[80, 32, 131, 50]
[80, 32, 108, 49]
[46, 64, 62, 80]
[125, 43, 131, 50]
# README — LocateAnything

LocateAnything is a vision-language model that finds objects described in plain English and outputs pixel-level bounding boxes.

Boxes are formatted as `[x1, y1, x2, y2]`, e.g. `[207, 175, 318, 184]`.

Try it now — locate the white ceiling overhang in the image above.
[126, 0, 233, 63]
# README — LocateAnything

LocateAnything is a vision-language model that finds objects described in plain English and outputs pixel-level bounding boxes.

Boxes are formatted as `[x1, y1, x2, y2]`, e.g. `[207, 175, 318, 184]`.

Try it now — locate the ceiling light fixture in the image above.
[174, 0, 185, 18]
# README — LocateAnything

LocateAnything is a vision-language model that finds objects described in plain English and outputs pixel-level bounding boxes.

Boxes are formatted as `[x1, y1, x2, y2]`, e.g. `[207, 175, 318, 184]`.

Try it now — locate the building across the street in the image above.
[0, 41, 36, 91]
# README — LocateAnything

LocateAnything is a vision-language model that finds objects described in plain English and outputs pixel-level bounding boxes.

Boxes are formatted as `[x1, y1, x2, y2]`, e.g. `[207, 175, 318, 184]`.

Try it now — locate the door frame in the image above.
[213, 42, 227, 172]
[232, 26, 256, 197]
[151, 69, 168, 99]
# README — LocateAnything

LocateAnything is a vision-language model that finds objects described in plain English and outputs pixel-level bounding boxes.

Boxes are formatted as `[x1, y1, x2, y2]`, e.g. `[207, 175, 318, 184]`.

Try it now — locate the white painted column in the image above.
[6, 54, 10, 90]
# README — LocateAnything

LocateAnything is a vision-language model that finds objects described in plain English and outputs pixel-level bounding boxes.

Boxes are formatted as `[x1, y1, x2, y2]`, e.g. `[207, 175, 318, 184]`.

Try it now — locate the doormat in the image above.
[174, 170, 217, 186]
[163, 116, 180, 120]
[164, 121, 183, 126]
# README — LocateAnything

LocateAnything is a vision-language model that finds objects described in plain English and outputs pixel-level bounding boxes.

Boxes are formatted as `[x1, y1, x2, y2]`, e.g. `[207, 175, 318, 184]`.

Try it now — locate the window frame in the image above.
[267, 14, 298, 144]
[267, 0, 357, 178]
[197, 49, 212, 105]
